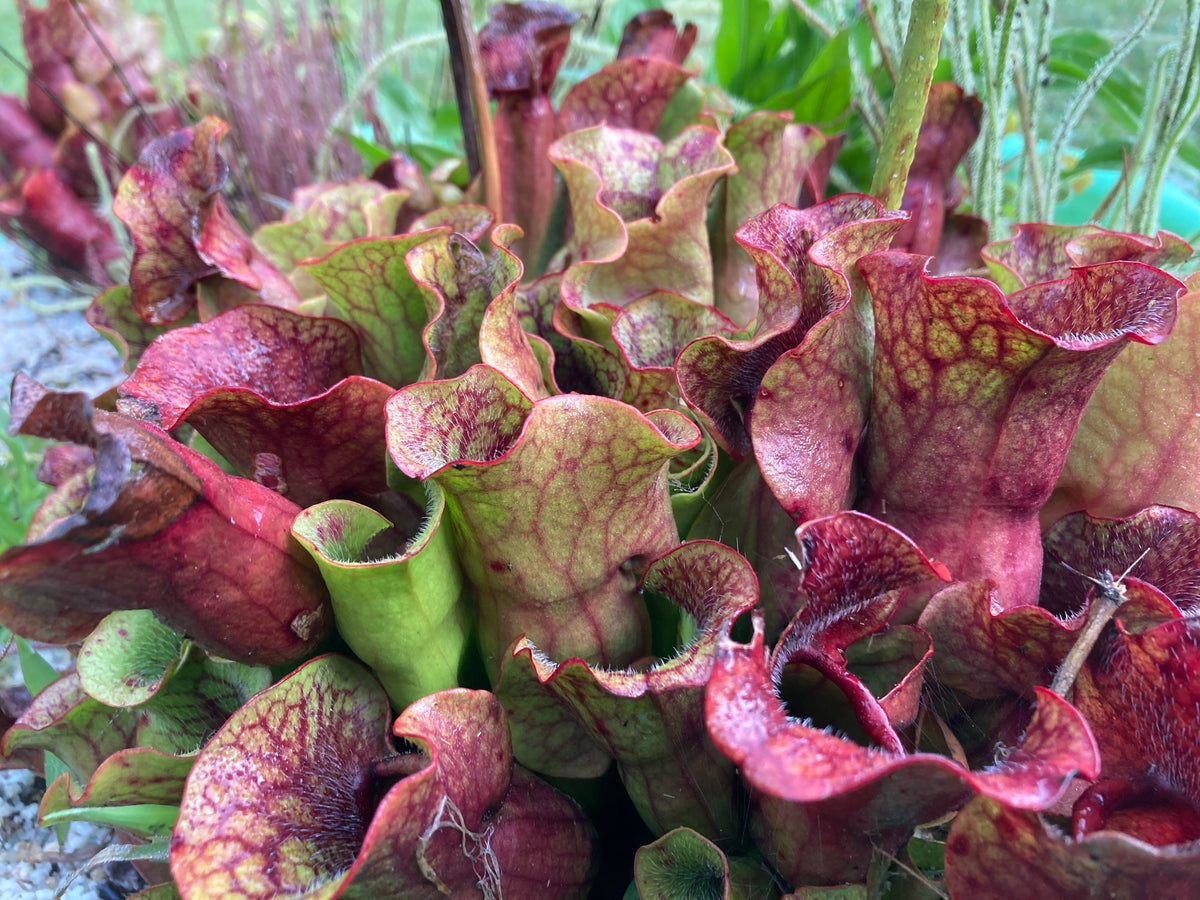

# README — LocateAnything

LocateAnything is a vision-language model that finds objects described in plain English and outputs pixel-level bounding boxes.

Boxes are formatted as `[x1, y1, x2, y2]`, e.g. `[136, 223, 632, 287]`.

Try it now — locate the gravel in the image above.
[0, 240, 124, 399]
[1, 235, 139, 898]
[0, 768, 119, 900]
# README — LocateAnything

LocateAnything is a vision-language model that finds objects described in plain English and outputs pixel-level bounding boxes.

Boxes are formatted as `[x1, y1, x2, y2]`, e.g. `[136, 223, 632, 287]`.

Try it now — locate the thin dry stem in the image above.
[197, 1, 359, 226]
[1050, 549, 1152, 698]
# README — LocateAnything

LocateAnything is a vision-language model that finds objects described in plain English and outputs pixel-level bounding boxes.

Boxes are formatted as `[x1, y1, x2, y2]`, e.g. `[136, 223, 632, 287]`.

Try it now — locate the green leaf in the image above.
[387, 366, 700, 681]
[40, 747, 193, 812]
[633, 827, 728, 899]
[343, 132, 392, 171]
[44, 752, 71, 844]
[301, 231, 446, 387]
[136, 655, 272, 756]
[713, 0, 771, 93]
[1062, 138, 1135, 173]
[375, 72, 461, 167]
[2, 673, 139, 784]
[40, 803, 179, 838]
[908, 835, 946, 872]
[16, 635, 58, 695]
[253, 181, 403, 274]
[0, 406, 49, 552]
[599, 0, 662, 44]
[39, 746, 191, 846]
[1047, 30, 1145, 132]
[765, 29, 853, 126]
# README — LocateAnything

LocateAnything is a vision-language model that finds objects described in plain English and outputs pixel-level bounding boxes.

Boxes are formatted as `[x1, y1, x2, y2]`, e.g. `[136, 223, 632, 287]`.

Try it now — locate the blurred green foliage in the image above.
[0, 402, 48, 553]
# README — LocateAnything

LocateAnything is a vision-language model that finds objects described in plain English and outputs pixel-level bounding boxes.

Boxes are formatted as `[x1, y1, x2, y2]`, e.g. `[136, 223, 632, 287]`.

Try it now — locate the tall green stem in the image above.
[870, 0, 950, 209]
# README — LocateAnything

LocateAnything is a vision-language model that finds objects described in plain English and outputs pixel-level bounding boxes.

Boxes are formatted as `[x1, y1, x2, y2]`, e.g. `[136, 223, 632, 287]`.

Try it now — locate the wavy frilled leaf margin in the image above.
[253, 180, 412, 284]
[386, 364, 699, 678]
[2, 673, 138, 783]
[677, 195, 905, 467]
[408, 220, 526, 381]
[301, 230, 447, 387]
[980, 229, 1198, 525]
[112, 115, 295, 323]
[170, 655, 596, 899]
[859, 251, 1183, 610]
[115, 304, 391, 507]
[557, 57, 692, 136]
[703, 513, 1093, 887]
[496, 540, 757, 839]
[764, 511, 949, 702]
[713, 113, 834, 326]
[0, 375, 331, 663]
[920, 506, 1200, 707]
[1046, 271, 1200, 523]
[707, 614, 1098, 887]
[981, 224, 1192, 293]
[919, 579, 1083, 702]
[945, 611, 1200, 898]
[1041, 505, 1200, 613]
[87, 285, 199, 374]
[557, 289, 738, 412]
[553, 124, 735, 309]
[38, 747, 192, 838]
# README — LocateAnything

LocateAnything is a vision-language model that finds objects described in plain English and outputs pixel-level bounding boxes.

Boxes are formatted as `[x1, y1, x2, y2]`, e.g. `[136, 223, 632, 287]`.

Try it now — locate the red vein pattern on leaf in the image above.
[716, 113, 834, 326]
[890, 83, 982, 259]
[387, 365, 699, 672]
[1041, 506, 1200, 617]
[558, 57, 691, 135]
[115, 305, 390, 506]
[919, 578, 1082, 700]
[860, 251, 1181, 610]
[984, 223, 1193, 290]
[2, 673, 138, 783]
[678, 195, 905, 458]
[706, 613, 1099, 885]
[553, 124, 735, 309]
[944, 615, 1200, 899]
[302, 230, 447, 388]
[113, 117, 230, 323]
[119, 304, 363, 420]
[1045, 273, 1200, 525]
[170, 655, 395, 898]
[498, 540, 757, 839]
[173, 658, 596, 899]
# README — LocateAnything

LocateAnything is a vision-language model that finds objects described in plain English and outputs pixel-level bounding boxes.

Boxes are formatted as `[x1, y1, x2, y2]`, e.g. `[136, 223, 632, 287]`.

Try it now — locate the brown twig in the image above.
[439, 0, 502, 215]
[1049, 548, 1152, 697]
[67, 0, 161, 138]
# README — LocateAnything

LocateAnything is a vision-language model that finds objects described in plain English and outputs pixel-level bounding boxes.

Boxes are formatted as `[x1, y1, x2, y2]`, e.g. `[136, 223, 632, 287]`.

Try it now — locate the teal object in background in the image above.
[1001, 135, 1200, 236]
